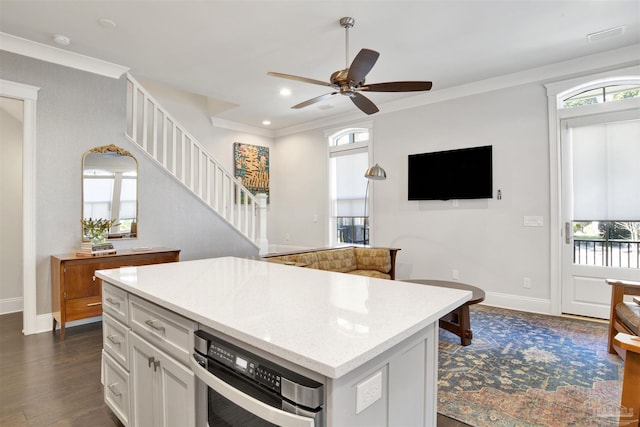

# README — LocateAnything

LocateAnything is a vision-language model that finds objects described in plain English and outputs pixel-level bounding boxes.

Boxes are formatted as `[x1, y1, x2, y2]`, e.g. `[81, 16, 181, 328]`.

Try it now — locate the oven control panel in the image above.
[194, 329, 324, 409]
[206, 338, 282, 393]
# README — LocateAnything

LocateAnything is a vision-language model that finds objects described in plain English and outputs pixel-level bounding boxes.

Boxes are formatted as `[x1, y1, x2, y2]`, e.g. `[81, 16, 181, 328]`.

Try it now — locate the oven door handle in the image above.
[191, 355, 315, 427]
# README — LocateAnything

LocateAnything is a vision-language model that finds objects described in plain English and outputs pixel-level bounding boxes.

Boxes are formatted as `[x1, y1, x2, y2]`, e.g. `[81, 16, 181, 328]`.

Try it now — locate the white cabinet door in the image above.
[130, 332, 195, 427]
[130, 333, 158, 427]
[156, 346, 195, 427]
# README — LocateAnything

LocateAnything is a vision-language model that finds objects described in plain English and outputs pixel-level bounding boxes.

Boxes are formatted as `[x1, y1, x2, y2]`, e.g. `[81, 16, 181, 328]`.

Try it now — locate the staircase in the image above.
[124, 74, 267, 253]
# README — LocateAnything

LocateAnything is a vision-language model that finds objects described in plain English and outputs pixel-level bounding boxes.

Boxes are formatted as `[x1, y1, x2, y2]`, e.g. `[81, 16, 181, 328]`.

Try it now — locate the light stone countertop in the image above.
[96, 256, 471, 378]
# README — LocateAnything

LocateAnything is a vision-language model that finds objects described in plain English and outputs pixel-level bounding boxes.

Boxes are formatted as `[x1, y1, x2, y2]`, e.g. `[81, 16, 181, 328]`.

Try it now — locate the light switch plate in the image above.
[523, 216, 544, 227]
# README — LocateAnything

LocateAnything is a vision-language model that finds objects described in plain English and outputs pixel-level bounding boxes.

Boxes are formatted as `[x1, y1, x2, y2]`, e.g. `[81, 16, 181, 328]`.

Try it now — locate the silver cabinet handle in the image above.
[108, 383, 122, 397]
[147, 356, 160, 371]
[87, 302, 102, 307]
[106, 297, 120, 306]
[107, 335, 121, 345]
[145, 319, 165, 332]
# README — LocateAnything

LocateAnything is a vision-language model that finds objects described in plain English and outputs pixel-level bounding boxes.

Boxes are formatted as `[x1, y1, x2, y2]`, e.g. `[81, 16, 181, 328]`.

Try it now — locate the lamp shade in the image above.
[364, 163, 387, 180]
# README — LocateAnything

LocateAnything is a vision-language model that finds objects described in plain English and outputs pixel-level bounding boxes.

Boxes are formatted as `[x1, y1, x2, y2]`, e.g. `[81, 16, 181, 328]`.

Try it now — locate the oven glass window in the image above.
[209, 389, 278, 427]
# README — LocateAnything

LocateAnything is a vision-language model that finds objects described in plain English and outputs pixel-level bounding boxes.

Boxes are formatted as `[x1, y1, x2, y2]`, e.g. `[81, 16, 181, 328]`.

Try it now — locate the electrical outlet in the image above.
[452, 269, 460, 280]
[355, 371, 382, 414]
[523, 277, 532, 289]
[284, 233, 290, 241]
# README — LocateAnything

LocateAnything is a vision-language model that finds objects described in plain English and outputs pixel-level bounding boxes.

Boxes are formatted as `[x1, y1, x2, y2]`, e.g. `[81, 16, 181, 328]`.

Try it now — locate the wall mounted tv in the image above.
[408, 145, 493, 201]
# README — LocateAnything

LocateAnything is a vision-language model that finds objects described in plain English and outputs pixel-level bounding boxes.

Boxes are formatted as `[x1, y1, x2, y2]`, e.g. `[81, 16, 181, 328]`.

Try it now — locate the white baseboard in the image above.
[0, 297, 24, 314]
[482, 291, 552, 315]
[35, 313, 102, 335]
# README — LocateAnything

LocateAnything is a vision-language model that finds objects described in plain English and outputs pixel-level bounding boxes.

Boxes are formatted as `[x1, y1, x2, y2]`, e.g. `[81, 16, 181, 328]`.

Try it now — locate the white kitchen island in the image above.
[97, 256, 471, 427]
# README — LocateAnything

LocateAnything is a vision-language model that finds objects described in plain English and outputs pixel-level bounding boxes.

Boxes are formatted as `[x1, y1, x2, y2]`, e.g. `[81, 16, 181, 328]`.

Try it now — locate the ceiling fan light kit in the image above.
[267, 17, 432, 115]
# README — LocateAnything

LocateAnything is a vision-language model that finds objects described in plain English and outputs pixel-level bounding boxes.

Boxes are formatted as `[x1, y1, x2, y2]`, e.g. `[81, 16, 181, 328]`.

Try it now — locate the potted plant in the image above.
[82, 218, 119, 244]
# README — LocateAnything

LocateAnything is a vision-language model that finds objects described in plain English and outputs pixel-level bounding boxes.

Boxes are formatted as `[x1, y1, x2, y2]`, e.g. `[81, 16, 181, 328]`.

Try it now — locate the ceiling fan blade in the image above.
[359, 81, 433, 92]
[267, 72, 337, 88]
[350, 92, 379, 115]
[347, 49, 380, 84]
[292, 92, 338, 109]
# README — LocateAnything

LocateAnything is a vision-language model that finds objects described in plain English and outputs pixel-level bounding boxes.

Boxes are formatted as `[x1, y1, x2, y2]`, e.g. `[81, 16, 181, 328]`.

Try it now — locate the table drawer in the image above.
[65, 296, 102, 321]
[130, 295, 195, 366]
[103, 350, 130, 426]
[103, 282, 129, 325]
[103, 313, 130, 369]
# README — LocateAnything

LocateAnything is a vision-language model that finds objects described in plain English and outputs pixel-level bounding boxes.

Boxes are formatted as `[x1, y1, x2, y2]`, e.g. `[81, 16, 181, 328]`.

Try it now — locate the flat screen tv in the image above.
[408, 145, 493, 200]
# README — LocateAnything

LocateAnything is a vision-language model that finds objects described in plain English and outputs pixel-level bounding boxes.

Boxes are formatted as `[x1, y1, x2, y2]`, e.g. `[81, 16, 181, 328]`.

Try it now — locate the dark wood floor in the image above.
[0, 312, 469, 426]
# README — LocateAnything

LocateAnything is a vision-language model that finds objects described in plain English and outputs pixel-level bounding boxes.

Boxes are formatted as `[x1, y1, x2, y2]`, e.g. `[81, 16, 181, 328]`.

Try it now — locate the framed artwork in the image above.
[234, 142, 269, 203]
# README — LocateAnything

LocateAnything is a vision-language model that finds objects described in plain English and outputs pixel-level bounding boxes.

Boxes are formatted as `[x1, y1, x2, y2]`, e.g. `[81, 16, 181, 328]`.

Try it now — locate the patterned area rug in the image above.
[438, 305, 625, 427]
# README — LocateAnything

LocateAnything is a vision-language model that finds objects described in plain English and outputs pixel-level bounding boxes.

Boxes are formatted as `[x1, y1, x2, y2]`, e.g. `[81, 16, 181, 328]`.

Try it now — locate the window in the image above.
[561, 84, 639, 108]
[328, 128, 371, 246]
[84, 168, 138, 233]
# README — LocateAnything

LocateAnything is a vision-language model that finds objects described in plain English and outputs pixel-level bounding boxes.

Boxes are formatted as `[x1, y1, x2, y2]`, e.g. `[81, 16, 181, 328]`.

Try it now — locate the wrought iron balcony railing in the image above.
[573, 238, 640, 269]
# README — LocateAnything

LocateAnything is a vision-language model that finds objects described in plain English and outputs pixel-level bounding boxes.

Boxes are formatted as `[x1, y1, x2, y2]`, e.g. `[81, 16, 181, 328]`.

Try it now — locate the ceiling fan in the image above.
[267, 17, 432, 115]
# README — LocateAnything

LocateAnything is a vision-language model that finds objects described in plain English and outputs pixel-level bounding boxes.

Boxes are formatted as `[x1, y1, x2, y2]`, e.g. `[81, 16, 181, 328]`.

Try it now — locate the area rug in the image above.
[438, 305, 625, 427]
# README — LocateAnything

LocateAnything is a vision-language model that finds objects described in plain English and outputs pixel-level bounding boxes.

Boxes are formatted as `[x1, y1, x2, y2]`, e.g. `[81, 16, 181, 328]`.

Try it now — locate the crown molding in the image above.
[0, 32, 129, 79]
[271, 43, 640, 138]
[210, 117, 275, 138]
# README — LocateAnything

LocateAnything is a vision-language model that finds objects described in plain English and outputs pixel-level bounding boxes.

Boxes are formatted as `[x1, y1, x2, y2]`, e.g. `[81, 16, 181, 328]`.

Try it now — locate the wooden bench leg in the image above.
[458, 305, 473, 346]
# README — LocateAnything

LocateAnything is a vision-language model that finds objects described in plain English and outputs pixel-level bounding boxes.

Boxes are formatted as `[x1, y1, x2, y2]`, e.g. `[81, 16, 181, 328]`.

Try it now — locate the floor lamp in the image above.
[363, 163, 387, 244]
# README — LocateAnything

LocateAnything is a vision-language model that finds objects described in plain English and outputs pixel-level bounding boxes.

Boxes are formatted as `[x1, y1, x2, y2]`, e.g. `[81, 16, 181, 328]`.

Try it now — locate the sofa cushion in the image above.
[616, 302, 640, 335]
[349, 269, 391, 280]
[295, 252, 319, 269]
[354, 247, 391, 274]
[315, 248, 357, 273]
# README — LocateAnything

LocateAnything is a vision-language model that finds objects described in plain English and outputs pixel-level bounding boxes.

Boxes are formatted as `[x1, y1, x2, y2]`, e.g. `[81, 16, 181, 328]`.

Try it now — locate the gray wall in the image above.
[0, 51, 258, 315]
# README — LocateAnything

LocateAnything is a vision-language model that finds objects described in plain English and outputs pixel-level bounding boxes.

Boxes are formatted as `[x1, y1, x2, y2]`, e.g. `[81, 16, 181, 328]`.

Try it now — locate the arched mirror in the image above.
[82, 144, 138, 241]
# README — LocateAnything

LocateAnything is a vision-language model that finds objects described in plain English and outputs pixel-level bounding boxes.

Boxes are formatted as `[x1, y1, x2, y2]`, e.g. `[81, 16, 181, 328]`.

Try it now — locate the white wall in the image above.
[269, 129, 329, 248]
[375, 84, 550, 300]
[0, 99, 24, 312]
[268, 82, 553, 311]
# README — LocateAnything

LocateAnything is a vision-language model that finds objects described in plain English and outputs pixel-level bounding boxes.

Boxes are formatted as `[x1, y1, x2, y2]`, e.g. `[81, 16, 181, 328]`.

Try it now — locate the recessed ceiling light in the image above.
[262, 120, 271, 126]
[98, 18, 117, 29]
[52, 34, 71, 46]
[279, 88, 291, 96]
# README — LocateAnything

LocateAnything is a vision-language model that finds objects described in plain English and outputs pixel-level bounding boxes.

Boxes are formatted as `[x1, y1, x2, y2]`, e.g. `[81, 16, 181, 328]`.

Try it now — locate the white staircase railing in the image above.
[125, 74, 267, 253]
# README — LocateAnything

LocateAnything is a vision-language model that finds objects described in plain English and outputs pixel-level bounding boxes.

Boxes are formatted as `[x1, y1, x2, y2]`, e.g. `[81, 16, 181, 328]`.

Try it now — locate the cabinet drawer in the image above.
[103, 282, 129, 325]
[103, 313, 130, 369]
[103, 350, 130, 427]
[130, 295, 195, 366]
[65, 296, 102, 321]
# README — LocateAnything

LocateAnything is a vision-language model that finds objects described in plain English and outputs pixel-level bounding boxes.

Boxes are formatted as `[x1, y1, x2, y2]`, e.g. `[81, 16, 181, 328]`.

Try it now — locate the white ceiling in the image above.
[1, 1, 639, 131]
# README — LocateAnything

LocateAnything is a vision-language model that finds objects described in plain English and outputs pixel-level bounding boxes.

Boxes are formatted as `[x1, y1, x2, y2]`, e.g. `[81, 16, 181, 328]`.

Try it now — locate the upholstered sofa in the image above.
[607, 279, 640, 357]
[262, 246, 400, 280]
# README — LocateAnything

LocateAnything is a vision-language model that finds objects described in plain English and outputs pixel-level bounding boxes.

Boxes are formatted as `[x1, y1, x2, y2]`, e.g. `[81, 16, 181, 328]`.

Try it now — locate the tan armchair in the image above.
[607, 279, 640, 358]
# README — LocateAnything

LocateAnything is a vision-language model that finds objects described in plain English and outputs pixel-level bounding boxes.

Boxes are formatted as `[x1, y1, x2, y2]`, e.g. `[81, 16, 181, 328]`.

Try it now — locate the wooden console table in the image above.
[405, 279, 485, 346]
[51, 248, 180, 339]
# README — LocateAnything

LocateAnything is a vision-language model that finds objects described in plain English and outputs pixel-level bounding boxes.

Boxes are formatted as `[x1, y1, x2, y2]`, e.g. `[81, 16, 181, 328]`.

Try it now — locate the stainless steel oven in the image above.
[192, 330, 324, 427]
